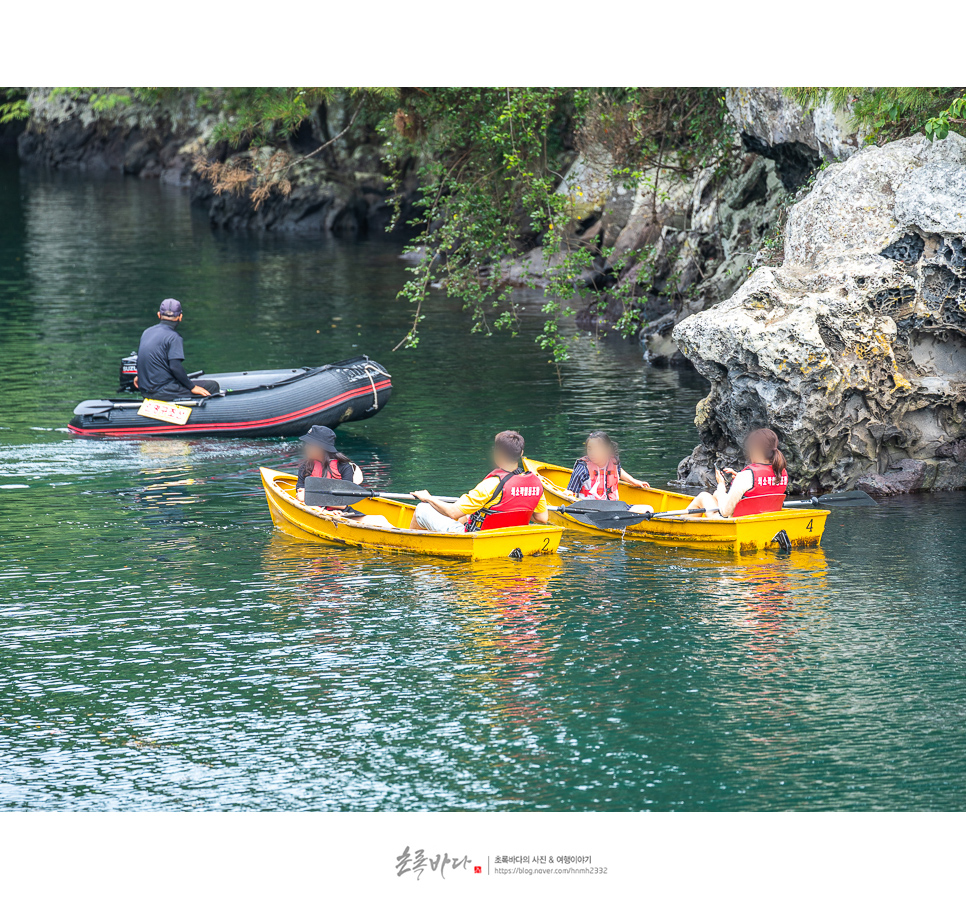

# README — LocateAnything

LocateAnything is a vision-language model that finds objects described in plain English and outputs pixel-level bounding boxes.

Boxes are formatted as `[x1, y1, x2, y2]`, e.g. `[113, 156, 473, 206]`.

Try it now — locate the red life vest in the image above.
[731, 462, 788, 517]
[469, 469, 544, 531]
[306, 458, 345, 512]
[310, 458, 342, 480]
[578, 456, 620, 501]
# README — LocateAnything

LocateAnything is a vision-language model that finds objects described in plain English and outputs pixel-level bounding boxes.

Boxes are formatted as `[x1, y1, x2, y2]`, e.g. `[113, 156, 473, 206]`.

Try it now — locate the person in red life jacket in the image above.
[295, 425, 362, 503]
[409, 430, 549, 533]
[686, 428, 788, 518]
[566, 431, 650, 500]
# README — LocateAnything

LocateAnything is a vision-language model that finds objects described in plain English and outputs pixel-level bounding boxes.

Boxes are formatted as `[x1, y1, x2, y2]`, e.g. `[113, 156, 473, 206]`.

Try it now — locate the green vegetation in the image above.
[194, 88, 393, 208]
[12, 86, 966, 366]
[384, 88, 583, 360]
[183, 86, 735, 366]
[787, 87, 966, 142]
[0, 88, 28, 124]
[381, 88, 732, 365]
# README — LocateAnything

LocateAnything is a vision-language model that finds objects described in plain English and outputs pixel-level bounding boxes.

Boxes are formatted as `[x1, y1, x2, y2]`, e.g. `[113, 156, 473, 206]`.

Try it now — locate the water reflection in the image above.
[444, 556, 564, 713]
[4, 163, 966, 812]
[699, 547, 830, 620]
[137, 440, 194, 463]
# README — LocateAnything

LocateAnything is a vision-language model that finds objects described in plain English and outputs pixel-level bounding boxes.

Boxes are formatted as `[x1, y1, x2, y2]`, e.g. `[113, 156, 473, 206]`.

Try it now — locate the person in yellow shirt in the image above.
[410, 430, 549, 533]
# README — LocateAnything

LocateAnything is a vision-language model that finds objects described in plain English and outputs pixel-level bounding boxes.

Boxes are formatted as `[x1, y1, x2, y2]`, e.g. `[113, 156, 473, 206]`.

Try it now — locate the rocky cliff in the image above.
[16, 89, 411, 236]
[14, 86, 851, 276]
[17, 88, 210, 185]
[508, 87, 867, 364]
[674, 132, 966, 494]
[725, 87, 863, 187]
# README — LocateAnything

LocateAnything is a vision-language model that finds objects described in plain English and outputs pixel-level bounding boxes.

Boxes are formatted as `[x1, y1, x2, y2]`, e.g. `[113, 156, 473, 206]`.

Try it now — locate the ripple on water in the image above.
[2, 164, 966, 810]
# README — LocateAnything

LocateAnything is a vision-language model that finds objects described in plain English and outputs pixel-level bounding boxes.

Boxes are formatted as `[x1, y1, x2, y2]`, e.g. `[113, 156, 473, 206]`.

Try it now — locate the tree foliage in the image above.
[787, 87, 966, 142]
[925, 94, 966, 141]
[0, 88, 28, 124]
[382, 88, 733, 367]
[380, 88, 576, 360]
[193, 88, 397, 209]
[13, 86, 965, 367]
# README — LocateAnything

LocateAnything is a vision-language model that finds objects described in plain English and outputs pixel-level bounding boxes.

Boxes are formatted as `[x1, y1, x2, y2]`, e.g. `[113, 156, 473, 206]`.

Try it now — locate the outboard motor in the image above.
[119, 352, 139, 392]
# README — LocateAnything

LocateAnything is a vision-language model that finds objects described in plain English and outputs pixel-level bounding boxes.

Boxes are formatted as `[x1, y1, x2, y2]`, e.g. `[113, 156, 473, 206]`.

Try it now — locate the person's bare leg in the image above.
[686, 491, 709, 512]
[357, 515, 392, 529]
[686, 491, 720, 517]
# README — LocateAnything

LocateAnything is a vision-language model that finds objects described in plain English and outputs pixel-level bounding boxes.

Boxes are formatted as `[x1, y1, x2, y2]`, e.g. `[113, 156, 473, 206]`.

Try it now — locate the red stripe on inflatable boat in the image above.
[68, 379, 392, 436]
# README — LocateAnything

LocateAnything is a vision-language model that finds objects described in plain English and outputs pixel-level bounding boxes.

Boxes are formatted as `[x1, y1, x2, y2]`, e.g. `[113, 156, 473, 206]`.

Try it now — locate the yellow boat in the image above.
[523, 458, 829, 553]
[260, 467, 564, 561]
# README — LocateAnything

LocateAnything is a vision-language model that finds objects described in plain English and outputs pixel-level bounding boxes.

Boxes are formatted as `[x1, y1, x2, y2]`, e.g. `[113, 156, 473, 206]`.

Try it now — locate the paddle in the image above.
[646, 490, 879, 520]
[303, 476, 458, 507]
[566, 509, 654, 529]
[547, 499, 647, 528]
[73, 398, 207, 414]
[789, 490, 879, 508]
[554, 490, 878, 529]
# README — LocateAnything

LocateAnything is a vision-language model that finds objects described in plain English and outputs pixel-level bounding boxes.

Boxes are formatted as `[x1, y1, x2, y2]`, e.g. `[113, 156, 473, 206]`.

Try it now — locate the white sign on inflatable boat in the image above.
[137, 399, 193, 425]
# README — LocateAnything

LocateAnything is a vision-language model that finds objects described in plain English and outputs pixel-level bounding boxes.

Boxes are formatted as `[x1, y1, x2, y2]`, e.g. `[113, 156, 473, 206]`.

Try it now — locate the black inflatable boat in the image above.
[69, 355, 392, 437]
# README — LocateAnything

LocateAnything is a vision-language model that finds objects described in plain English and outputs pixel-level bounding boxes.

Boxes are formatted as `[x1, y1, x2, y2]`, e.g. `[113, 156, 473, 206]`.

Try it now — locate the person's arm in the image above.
[412, 475, 499, 521]
[532, 492, 549, 525]
[565, 461, 589, 497]
[166, 333, 208, 397]
[168, 359, 211, 397]
[295, 461, 309, 502]
[716, 469, 754, 518]
[410, 490, 465, 521]
[168, 358, 194, 391]
[619, 466, 649, 490]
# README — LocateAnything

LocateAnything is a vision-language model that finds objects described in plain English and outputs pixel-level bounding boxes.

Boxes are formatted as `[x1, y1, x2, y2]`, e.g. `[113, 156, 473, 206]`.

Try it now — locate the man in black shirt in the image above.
[134, 299, 220, 399]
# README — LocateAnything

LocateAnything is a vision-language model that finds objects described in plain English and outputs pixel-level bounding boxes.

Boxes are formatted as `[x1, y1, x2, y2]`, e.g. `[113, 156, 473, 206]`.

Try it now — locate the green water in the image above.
[1, 159, 965, 811]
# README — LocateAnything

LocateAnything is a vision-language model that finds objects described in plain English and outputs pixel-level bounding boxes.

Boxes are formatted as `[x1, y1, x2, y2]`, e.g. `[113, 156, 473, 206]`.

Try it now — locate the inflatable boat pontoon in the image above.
[68, 355, 392, 438]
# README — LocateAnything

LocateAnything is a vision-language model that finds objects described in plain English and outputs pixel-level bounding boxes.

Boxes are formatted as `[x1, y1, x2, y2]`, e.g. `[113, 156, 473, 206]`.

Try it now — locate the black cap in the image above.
[299, 425, 337, 452]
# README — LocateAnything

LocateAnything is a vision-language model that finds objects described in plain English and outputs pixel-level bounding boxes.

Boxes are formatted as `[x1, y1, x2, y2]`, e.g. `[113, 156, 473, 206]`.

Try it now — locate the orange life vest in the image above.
[467, 468, 543, 532]
[731, 462, 788, 517]
[308, 458, 346, 512]
[578, 456, 620, 501]
[310, 458, 342, 480]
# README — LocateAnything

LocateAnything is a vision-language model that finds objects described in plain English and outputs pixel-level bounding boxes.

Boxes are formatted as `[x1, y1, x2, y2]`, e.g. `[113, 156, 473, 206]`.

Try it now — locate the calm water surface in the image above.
[1, 159, 965, 810]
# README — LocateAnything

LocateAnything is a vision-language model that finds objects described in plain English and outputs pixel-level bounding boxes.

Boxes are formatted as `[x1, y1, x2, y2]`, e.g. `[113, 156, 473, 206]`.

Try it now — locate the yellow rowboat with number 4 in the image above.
[523, 457, 694, 515]
[260, 468, 563, 561]
[523, 458, 829, 553]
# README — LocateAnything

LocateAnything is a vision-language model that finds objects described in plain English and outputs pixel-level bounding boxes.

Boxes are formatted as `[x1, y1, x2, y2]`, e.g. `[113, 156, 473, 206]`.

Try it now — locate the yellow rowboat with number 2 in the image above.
[260, 468, 563, 561]
[523, 458, 828, 553]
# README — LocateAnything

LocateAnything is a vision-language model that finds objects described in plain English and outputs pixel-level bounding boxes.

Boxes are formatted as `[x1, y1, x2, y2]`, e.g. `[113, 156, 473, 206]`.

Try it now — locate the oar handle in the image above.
[305, 475, 460, 505]
[380, 491, 459, 504]
[647, 507, 709, 520]
[650, 495, 850, 518]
